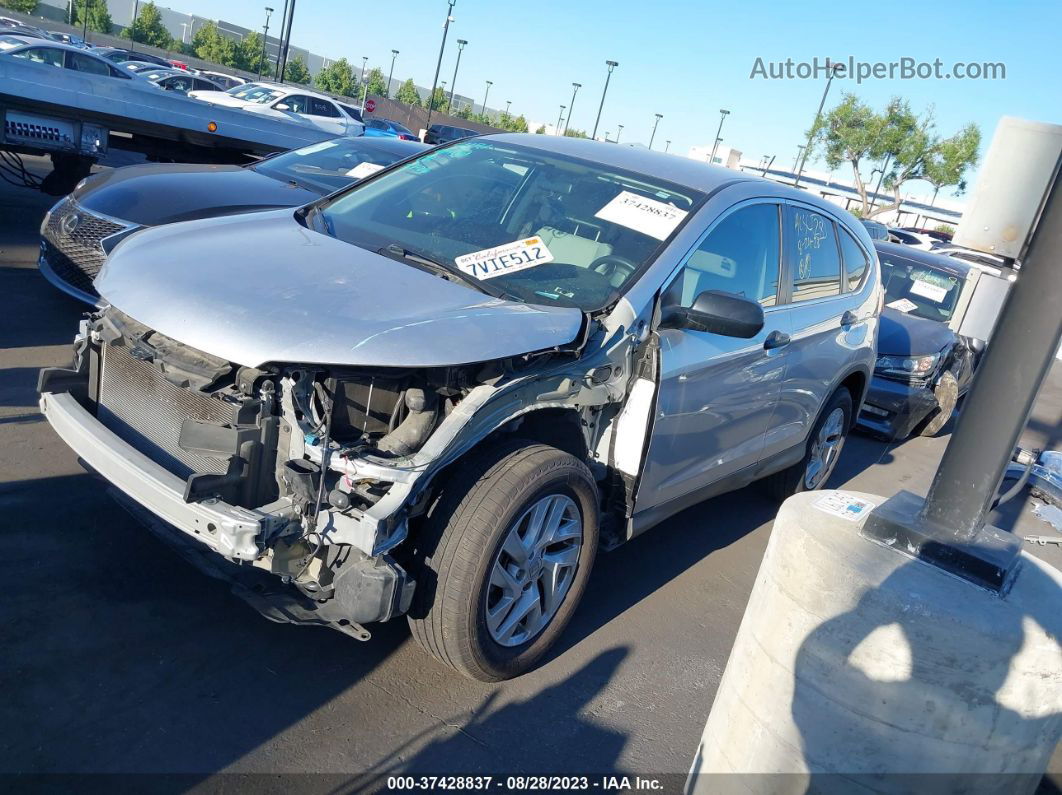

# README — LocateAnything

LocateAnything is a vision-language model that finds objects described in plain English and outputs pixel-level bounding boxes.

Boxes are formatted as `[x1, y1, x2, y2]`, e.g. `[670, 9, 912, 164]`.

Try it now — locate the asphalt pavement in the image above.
[0, 155, 1059, 790]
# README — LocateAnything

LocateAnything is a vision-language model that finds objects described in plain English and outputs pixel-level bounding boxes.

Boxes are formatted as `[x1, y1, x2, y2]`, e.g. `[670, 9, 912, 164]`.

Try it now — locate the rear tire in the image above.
[763, 388, 853, 501]
[407, 441, 599, 681]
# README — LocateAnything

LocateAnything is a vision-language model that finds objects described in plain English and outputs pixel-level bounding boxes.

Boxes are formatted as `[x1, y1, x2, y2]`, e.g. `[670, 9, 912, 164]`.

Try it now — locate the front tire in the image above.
[407, 441, 599, 681]
[764, 388, 853, 501]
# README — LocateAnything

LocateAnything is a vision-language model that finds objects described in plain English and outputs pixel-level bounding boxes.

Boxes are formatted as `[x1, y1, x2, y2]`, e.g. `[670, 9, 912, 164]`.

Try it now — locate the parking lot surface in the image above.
[1, 157, 1059, 788]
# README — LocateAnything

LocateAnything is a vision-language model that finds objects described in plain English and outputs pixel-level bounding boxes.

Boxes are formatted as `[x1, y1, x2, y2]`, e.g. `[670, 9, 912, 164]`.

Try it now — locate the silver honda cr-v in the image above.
[40, 134, 879, 681]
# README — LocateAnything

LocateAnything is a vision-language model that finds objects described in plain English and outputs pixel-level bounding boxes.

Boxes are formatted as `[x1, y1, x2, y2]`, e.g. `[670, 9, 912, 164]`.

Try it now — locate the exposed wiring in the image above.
[0, 150, 42, 189]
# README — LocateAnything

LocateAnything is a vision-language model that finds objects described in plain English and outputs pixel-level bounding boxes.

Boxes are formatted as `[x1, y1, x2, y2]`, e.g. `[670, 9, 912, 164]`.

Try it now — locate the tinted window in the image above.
[665, 204, 780, 309]
[310, 97, 340, 117]
[338, 104, 363, 121]
[12, 46, 62, 67]
[368, 119, 389, 130]
[278, 94, 312, 113]
[838, 227, 869, 291]
[880, 253, 962, 322]
[788, 207, 841, 302]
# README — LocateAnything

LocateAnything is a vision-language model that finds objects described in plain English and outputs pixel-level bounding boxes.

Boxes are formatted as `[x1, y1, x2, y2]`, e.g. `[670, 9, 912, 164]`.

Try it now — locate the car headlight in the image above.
[875, 353, 939, 381]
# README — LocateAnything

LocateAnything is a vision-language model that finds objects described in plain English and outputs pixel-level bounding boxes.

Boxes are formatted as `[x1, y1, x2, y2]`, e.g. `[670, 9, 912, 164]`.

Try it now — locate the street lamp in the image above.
[504, 100, 512, 119]
[481, 79, 492, 115]
[386, 49, 399, 98]
[616, 124, 623, 143]
[564, 82, 581, 135]
[556, 105, 566, 135]
[128, 0, 141, 51]
[664, 140, 671, 152]
[425, 0, 457, 130]
[591, 60, 618, 139]
[709, 109, 730, 164]
[446, 39, 467, 114]
[648, 113, 663, 149]
[258, 7, 273, 80]
[792, 144, 805, 174]
[794, 59, 842, 189]
[274, 0, 297, 84]
[360, 55, 369, 106]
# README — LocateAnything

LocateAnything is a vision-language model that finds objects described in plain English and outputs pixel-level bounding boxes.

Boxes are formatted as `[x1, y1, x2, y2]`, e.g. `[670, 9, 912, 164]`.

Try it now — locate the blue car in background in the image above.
[363, 117, 419, 140]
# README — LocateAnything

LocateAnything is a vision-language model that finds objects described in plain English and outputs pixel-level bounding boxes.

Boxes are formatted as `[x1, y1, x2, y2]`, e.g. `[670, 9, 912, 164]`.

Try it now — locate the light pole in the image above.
[272, 0, 288, 78]
[275, 0, 296, 84]
[564, 82, 581, 135]
[664, 140, 671, 152]
[648, 113, 663, 149]
[128, 0, 140, 51]
[794, 58, 842, 189]
[616, 124, 623, 143]
[708, 108, 730, 164]
[591, 60, 618, 139]
[258, 7, 273, 80]
[425, 0, 457, 130]
[504, 100, 512, 119]
[480, 79, 492, 115]
[446, 39, 467, 114]
[386, 49, 398, 98]
[556, 105, 566, 135]
[792, 144, 805, 174]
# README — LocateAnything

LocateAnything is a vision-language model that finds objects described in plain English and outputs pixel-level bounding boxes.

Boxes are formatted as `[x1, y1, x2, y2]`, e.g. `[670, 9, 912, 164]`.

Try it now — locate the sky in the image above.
[169, 0, 1062, 202]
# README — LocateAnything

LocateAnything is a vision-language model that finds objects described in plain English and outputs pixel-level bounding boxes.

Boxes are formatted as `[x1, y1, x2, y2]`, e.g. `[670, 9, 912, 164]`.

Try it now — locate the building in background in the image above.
[688, 143, 742, 169]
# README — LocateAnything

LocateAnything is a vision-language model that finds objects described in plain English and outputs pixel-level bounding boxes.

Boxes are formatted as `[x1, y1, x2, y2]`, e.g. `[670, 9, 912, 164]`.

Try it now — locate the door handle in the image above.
[840, 310, 859, 327]
[764, 330, 791, 350]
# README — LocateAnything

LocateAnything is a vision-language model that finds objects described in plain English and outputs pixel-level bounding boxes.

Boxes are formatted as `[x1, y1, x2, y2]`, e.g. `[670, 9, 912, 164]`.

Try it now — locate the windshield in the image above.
[226, 83, 277, 101]
[880, 252, 963, 322]
[254, 138, 417, 194]
[315, 139, 704, 311]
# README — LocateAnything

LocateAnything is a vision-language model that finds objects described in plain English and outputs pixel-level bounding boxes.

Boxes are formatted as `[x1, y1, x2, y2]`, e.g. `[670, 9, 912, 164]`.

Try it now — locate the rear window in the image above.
[787, 207, 842, 302]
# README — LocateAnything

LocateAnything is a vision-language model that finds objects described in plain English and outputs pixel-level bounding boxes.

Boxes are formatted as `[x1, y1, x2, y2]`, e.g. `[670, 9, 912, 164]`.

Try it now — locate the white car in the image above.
[187, 80, 285, 107]
[189, 81, 363, 135]
[199, 70, 246, 91]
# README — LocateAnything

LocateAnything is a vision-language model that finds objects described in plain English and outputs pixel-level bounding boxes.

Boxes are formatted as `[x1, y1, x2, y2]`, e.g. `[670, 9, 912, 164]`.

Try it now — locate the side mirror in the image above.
[275, 103, 291, 111]
[660, 290, 765, 339]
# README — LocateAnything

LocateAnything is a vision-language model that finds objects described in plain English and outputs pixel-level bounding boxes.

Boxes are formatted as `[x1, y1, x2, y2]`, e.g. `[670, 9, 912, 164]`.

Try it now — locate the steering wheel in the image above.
[590, 254, 637, 287]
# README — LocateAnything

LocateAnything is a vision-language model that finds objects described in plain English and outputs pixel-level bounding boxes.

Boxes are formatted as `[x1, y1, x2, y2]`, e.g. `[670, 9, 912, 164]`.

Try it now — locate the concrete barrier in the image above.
[688, 490, 1062, 794]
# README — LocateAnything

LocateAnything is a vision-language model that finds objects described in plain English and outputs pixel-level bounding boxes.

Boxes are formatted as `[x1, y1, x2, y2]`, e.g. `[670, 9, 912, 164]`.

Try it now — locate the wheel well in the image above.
[839, 370, 867, 428]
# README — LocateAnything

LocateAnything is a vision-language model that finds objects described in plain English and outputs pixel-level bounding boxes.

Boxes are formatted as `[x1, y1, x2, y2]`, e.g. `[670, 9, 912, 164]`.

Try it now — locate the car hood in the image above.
[878, 307, 956, 356]
[95, 209, 584, 368]
[73, 163, 318, 226]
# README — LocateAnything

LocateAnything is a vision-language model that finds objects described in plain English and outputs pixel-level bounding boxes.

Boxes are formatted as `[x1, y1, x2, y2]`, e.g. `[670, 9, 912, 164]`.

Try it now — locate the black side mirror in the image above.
[661, 289, 765, 339]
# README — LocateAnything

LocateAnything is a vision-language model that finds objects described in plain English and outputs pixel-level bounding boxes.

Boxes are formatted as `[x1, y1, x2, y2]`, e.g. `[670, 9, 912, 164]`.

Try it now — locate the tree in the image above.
[315, 57, 356, 97]
[364, 67, 387, 97]
[426, 86, 448, 111]
[394, 78, 421, 107]
[191, 21, 237, 67]
[535, 124, 546, 134]
[1, 1, 37, 14]
[73, 0, 112, 34]
[125, 1, 173, 49]
[921, 123, 981, 205]
[563, 127, 588, 138]
[284, 55, 310, 85]
[236, 31, 265, 73]
[498, 114, 529, 133]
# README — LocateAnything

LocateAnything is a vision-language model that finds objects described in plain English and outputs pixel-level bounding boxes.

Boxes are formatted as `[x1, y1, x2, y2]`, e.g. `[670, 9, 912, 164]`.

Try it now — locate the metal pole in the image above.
[664, 140, 670, 152]
[360, 56, 368, 106]
[648, 113, 662, 149]
[591, 60, 618, 140]
[792, 144, 805, 174]
[709, 108, 729, 164]
[129, 0, 139, 51]
[273, 0, 288, 79]
[446, 39, 466, 114]
[276, 0, 295, 85]
[81, 0, 89, 40]
[386, 49, 398, 98]
[258, 8, 273, 80]
[556, 105, 565, 135]
[564, 82, 581, 135]
[761, 154, 775, 176]
[615, 124, 623, 143]
[424, 0, 456, 130]
[794, 61, 839, 189]
[918, 162, 1062, 539]
[480, 80, 491, 115]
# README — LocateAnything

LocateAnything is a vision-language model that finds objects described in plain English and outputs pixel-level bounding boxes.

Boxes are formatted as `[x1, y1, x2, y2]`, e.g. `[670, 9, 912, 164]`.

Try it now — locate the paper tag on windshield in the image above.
[594, 191, 688, 240]
[298, 140, 338, 155]
[346, 162, 384, 179]
[909, 279, 947, 303]
[887, 298, 918, 313]
[455, 237, 554, 280]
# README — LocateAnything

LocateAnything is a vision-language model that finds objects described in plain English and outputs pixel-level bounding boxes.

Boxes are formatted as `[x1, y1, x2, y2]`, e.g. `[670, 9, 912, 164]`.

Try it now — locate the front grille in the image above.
[41, 198, 128, 289]
[40, 239, 97, 296]
[97, 343, 237, 478]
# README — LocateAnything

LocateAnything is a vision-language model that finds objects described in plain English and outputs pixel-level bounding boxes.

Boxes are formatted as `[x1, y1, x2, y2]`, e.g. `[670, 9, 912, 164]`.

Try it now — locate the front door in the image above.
[637, 201, 791, 512]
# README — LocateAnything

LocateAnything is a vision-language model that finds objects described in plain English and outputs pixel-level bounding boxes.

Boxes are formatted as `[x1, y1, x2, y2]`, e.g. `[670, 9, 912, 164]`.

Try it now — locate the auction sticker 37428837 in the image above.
[454, 237, 555, 280]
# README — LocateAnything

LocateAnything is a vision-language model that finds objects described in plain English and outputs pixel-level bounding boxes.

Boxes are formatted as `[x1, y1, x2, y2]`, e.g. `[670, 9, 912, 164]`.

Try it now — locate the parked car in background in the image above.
[4, 38, 137, 79]
[238, 86, 365, 136]
[857, 242, 1010, 440]
[0, 33, 34, 51]
[139, 68, 223, 94]
[166, 58, 188, 70]
[91, 46, 171, 68]
[39, 135, 427, 303]
[121, 60, 166, 73]
[363, 117, 419, 141]
[40, 135, 878, 681]
[424, 123, 478, 144]
[931, 244, 1013, 278]
[187, 80, 281, 106]
[859, 218, 889, 241]
[46, 31, 88, 48]
[198, 70, 246, 90]
[887, 227, 935, 249]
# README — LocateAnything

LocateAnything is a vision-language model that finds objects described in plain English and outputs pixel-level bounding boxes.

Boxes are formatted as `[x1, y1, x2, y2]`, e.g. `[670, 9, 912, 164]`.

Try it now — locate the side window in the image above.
[664, 203, 781, 310]
[278, 95, 311, 113]
[838, 227, 869, 291]
[66, 52, 110, 76]
[787, 207, 841, 302]
[12, 47, 63, 67]
[368, 119, 388, 130]
[310, 98, 340, 117]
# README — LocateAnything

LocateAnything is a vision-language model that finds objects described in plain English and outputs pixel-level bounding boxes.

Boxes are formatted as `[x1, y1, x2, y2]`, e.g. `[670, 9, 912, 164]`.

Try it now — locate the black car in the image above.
[91, 46, 171, 68]
[857, 242, 981, 440]
[423, 124, 478, 145]
[39, 136, 428, 303]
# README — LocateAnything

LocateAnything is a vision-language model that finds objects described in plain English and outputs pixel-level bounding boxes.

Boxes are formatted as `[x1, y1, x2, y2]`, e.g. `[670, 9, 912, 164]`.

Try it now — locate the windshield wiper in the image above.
[381, 244, 514, 300]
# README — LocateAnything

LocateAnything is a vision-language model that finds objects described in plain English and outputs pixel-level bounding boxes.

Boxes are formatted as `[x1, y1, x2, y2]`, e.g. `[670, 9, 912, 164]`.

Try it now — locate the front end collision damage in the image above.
[39, 300, 657, 635]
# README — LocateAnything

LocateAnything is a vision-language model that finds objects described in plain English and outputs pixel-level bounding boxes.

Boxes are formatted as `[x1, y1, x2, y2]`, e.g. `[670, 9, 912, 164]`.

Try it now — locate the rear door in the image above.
[637, 200, 791, 512]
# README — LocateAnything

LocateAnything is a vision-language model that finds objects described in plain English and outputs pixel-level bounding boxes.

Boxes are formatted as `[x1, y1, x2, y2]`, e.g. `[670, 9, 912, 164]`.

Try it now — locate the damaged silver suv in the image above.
[40, 135, 879, 681]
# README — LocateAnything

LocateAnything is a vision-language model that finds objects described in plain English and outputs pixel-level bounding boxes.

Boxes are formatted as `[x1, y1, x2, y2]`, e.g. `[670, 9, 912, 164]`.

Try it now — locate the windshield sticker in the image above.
[455, 237, 554, 280]
[346, 162, 384, 179]
[594, 191, 688, 241]
[296, 140, 338, 155]
[814, 492, 875, 522]
[887, 298, 918, 313]
[909, 279, 948, 303]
